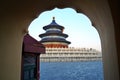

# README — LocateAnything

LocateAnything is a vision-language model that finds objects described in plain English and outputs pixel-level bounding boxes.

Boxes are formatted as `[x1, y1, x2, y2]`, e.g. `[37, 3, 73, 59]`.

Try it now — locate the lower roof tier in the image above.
[40, 38, 71, 44]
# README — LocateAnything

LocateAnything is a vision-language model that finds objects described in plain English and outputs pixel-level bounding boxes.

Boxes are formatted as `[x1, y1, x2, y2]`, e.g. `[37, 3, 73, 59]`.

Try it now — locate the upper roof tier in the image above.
[43, 17, 64, 30]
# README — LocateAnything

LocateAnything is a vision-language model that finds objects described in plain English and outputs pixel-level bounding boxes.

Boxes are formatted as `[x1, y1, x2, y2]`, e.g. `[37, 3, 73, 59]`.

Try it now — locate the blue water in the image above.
[40, 61, 104, 80]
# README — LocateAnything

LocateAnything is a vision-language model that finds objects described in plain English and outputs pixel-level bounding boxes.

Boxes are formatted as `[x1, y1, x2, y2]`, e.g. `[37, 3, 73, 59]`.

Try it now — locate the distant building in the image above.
[39, 17, 71, 48]
[39, 17, 102, 62]
[40, 47, 102, 62]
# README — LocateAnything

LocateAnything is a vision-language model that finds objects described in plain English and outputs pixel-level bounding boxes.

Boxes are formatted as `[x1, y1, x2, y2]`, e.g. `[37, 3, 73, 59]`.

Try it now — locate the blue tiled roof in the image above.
[39, 33, 68, 38]
[43, 19, 64, 30]
[49, 20, 58, 25]
[40, 38, 71, 44]
[39, 17, 71, 45]
[46, 30, 61, 33]
[49, 17, 60, 25]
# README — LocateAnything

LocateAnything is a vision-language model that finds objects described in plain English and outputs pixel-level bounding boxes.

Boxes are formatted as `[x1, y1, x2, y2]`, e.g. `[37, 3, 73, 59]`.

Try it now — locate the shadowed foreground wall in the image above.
[0, 0, 119, 80]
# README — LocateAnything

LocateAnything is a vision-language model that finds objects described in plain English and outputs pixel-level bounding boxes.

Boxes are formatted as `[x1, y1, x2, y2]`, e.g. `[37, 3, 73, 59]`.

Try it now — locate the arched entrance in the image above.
[0, 1, 119, 80]
[28, 2, 119, 80]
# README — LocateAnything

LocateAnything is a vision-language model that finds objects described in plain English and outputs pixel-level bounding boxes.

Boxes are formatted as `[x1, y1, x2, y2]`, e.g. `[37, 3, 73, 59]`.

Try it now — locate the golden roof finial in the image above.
[53, 17, 55, 20]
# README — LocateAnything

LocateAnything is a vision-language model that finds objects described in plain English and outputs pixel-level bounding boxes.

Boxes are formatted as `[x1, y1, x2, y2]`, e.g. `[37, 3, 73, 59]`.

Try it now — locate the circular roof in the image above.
[39, 32, 68, 38]
[43, 17, 64, 30]
[40, 38, 71, 44]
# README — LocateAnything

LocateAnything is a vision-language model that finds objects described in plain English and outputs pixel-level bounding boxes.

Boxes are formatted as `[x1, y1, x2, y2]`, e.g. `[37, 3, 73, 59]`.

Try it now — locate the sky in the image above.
[28, 8, 101, 51]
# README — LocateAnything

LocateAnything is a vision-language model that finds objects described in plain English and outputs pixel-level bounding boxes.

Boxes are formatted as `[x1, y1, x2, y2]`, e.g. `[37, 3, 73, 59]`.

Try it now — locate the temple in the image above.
[39, 17, 102, 62]
[39, 17, 71, 48]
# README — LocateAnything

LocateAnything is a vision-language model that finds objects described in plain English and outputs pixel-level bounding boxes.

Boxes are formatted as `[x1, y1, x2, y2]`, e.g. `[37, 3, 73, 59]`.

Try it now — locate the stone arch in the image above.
[28, 3, 119, 80]
[0, 0, 119, 80]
